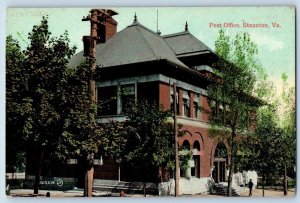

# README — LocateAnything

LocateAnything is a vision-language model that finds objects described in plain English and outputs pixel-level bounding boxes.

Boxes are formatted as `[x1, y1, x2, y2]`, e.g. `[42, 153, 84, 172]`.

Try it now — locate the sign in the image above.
[39, 178, 64, 187]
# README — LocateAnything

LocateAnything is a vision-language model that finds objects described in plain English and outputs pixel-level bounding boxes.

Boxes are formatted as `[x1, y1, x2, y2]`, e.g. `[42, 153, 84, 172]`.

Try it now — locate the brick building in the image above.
[26, 10, 256, 194]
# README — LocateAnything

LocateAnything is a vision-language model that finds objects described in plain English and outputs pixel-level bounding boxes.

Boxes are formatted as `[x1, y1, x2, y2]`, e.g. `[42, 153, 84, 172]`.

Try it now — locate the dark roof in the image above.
[69, 19, 214, 70]
[70, 19, 189, 69]
[163, 31, 213, 56]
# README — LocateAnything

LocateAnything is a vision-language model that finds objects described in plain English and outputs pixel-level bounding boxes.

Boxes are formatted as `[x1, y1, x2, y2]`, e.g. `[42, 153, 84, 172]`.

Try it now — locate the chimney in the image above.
[82, 9, 118, 57]
[97, 10, 118, 43]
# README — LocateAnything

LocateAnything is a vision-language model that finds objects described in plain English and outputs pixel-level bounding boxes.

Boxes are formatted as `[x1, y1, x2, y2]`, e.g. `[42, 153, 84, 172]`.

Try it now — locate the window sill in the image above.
[97, 115, 128, 123]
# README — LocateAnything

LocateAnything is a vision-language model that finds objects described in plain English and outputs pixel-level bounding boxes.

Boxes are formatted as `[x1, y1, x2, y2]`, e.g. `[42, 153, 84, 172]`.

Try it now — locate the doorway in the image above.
[212, 143, 227, 183]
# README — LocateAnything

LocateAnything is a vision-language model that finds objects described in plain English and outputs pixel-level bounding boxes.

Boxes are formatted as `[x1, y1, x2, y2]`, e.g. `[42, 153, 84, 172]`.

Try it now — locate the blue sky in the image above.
[6, 7, 295, 87]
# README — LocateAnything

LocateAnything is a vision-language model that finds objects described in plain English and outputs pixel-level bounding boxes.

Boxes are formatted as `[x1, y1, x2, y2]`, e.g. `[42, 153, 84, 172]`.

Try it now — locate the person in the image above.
[119, 190, 125, 197]
[248, 179, 253, 196]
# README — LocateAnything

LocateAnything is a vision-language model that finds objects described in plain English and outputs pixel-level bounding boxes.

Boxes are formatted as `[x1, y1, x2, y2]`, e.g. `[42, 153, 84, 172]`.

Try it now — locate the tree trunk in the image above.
[33, 151, 44, 195]
[262, 174, 265, 197]
[84, 152, 94, 197]
[227, 154, 233, 196]
[143, 182, 146, 197]
[227, 127, 235, 197]
[84, 166, 94, 197]
[118, 164, 121, 182]
[283, 164, 288, 195]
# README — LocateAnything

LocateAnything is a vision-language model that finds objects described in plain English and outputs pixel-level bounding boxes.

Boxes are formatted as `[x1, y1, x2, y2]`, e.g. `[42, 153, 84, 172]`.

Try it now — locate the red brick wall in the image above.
[178, 125, 215, 177]
[105, 18, 117, 41]
[201, 95, 210, 122]
[159, 82, 170, 110]
[178, 89, 183, 116]
[190, 92, 194, 118]
[94, 157, 119, 180]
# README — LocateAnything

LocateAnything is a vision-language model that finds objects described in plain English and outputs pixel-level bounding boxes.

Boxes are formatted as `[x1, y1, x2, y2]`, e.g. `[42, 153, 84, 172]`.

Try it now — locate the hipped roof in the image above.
[163, 31, 212, 56]
[69, 18, 215, 70]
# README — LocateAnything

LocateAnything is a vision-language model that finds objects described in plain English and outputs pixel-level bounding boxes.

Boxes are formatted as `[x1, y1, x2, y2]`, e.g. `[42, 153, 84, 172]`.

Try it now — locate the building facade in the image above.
[25, 10, 256, 194]
[70, 11, 235, 192]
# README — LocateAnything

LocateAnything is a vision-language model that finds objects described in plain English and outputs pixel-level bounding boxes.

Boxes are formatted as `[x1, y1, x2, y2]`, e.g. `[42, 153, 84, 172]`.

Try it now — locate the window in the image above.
[210, 100, 217, 119]
[193, 94, 199, 119]
[120, 84, 136, 114]
[98, 86, 118, 116]
[191, 155, 200, 178]
[182, 91, 190, 117]
[98, 83, 137, 116]
[210, 100, 226, 124]
[180, 140, 190, 178]
[192, 141, 200, 178]
[170, 88, 179, 115]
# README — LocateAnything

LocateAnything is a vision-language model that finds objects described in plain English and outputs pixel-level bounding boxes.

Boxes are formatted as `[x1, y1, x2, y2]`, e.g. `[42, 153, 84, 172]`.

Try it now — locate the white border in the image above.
[0, 1, 298, 203]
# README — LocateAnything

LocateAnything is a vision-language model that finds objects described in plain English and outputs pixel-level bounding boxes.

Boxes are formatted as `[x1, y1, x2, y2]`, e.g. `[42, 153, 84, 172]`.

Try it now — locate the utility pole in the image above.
[173, 83, 180, 196]
[82, 9, 116, 197]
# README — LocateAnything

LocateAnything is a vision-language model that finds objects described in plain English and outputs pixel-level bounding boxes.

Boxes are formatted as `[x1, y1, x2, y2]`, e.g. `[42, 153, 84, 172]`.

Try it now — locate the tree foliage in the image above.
[207, 30, 263, 196]
[6, 16, 178, 191]
[121, 102, 175, 172]
[6, 36, 27, 172]
[249, 75, 296, 194]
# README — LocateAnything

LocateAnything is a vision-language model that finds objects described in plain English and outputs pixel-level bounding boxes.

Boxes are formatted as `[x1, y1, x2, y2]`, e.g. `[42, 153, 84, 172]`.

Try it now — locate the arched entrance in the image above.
[213, 143, 228, 183]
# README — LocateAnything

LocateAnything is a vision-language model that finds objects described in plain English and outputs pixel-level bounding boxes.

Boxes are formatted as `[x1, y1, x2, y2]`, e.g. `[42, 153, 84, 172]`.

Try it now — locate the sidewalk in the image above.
[8, 189, 152, 197]
[239, 188, 296, 197]
[8, 189, 84, 197]
[7, 188, 296, 198]
[196, 188, 296, 197]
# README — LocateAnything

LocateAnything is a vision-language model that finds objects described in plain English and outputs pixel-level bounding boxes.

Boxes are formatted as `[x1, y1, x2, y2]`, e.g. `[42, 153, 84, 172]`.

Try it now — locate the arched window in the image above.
[192, 140, 201, 178]
[193, 141, 200, 151]
[182, 140, 190, 150]
[215, 143, 227, 158]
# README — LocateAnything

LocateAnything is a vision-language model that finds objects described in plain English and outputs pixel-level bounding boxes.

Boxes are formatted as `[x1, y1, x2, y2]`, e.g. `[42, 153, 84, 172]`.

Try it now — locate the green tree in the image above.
[253, 105, 283, 196]
[207, 30, 263, 196]
[6, 36, 27, 175]
[61, 61, 105, 196]
[120, 101, 175, 196]
[6, 16, 77, 194]
[6, 17, 125, 196]
[273, 74, 295, 195]
[241, 74, 295, 196]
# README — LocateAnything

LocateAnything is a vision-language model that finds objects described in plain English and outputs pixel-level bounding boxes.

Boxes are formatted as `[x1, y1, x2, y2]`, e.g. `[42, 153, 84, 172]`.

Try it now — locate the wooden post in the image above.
[82, 9, 101, 197]
[88, 9, 98, 102]
[82, 9, 118, 197]
[173, 83, 180, 196]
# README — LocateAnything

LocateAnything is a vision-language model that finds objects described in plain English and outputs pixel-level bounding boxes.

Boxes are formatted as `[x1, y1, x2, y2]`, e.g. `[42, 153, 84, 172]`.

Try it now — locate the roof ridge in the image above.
[162, 31, 190, 38]
[127, 20, 161, 36]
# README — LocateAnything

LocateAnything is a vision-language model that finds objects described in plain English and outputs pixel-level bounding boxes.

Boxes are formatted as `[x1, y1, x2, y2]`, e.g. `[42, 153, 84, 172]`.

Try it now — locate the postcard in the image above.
[5, 7, 295, 198]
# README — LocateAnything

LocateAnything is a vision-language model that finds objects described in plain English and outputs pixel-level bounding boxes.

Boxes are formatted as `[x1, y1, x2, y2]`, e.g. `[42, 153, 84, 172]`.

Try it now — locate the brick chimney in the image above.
[96, 9, 118, 43]
[82, 9, 118, 57]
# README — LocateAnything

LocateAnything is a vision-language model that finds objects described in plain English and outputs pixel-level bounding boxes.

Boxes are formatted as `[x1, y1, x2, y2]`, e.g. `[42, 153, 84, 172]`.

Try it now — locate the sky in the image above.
[6, 7, 295, 89]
